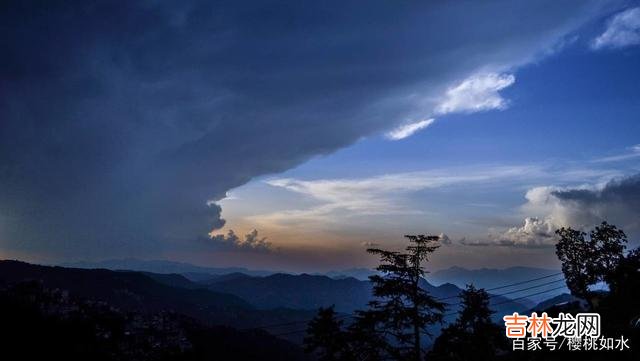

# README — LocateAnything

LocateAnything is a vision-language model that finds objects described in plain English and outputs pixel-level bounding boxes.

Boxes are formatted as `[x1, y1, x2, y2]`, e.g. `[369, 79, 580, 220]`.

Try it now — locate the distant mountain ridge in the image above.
[62, 259, 379, 281]
[427, 266, 567, 301]
[58, 259, 556, 313]
[205, 273, 372, 313]
[323, 268, 379, 281]
[203, 271, 532, 324]
[61, 258, 278, 277]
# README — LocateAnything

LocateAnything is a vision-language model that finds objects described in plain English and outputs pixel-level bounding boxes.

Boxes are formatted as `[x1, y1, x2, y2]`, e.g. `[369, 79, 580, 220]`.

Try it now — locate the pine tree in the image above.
[304, 306, 352, 361]
[304, 235, 446, 361]
[428, 285, 506, 361]
[365, 234, 446, 361]
[345, 309, 388, 361]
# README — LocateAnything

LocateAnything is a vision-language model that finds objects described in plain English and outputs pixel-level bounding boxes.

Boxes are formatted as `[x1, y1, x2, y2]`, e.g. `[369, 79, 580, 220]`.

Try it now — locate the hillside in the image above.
[0, 259, 569, 348]
[0, 260, 315, 330]
[204, 272, 532, 323]
[0, 280, 309, 361]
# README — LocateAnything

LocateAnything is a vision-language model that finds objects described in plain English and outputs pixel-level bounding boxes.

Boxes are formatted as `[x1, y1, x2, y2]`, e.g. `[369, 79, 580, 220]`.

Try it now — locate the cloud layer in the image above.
[593, 7, 640, 49]
[0, 0, 620, 259]
[260, 166, 541, 226]
[493, 173, 640, 247]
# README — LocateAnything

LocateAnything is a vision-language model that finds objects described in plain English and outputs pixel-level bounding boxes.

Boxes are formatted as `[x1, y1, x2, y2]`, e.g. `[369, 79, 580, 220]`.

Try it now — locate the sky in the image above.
[1, 0, 640, 273]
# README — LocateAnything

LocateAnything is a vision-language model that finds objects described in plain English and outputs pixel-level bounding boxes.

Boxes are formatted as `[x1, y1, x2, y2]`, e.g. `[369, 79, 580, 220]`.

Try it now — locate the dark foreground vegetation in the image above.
[0, 261, 310, 361]
[0, 280, 309, 361]
[304, 223, 639, 361]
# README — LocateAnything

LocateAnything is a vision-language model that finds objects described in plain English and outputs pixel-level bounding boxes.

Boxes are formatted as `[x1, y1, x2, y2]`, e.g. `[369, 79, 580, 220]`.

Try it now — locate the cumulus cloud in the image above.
[491, 173, 640, 247]
[209, 229, 273, 252]
[0, 0, 620, 259]
[592, 7, 640, 49]
[386, 119, 435, 140]
[438, 233, 452, 245]
[435, 73, 516, 115]
[490, 217, 558, 247]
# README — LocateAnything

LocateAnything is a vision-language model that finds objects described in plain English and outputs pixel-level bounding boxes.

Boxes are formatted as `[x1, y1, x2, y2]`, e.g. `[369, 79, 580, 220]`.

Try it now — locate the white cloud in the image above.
[435, 73, 515, 115]
[592, 7, 640, 50]
[592, 144, 640, 162]
[488, 173, 640, 247]
[258, 166, 540, 226]
[486, 184, 597, 248]
[386, 119, 435, 140]
[255, 164, 626, 230]
[490, 217, 559, 247]
[438, 233, 452, 245]
[384, 72, 516, 141]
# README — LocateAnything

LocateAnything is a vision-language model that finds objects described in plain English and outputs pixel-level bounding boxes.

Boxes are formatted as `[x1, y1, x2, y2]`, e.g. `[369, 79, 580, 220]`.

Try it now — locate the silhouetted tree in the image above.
[366, 234, 446, 361]
[345, 309, 388, 361]
[555, 222, 627, 301]
[304, 235, 446, 361]
[597, 246, 640, 343]
[428, 285, 506, 361]
[546, 222, 639, 361]
[607, 247, 640, 297]
[304, 306, 352, 361]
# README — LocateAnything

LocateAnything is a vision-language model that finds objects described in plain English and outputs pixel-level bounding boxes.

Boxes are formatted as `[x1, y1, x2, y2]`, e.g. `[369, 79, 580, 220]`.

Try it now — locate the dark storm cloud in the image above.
[551, 173, 640, 229]
[486, 173, 640, 248]
[0, 0, 624, 259]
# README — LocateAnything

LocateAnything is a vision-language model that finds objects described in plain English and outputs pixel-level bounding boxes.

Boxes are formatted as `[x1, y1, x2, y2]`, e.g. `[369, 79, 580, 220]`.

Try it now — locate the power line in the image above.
[241, 273, 567, 334]
[493, 284, 569, 307]
[274, 284, 570, 338]
[490, 278, 565, 298]
[441, 277, 566, 307]
[436, 272, 563, 301]
[443, 284, 569, 317]
[483, 272, 563, 292]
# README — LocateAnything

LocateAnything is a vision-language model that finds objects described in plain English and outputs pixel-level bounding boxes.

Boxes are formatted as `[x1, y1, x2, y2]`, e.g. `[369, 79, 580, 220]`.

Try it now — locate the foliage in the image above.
[554, 222, 639, 360]
[429, 285, 506, 361]
[365, 235, 446, 360]
[304, 306, 352, 361]
[555, 222, 627, 298]
[304, 235, 445, 361]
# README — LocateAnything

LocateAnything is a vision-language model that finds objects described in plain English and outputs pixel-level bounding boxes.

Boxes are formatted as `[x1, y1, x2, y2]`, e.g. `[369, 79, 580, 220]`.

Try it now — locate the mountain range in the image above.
[62, 258, 277, 277]
[2, 259, 580, 347]
[0, 260, 315, 331]
[58, 259, 568, 311]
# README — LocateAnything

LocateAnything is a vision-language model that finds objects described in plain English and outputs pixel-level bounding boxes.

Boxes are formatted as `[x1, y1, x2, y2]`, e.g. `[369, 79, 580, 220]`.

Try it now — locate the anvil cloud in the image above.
[0, 0, 625, 260]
